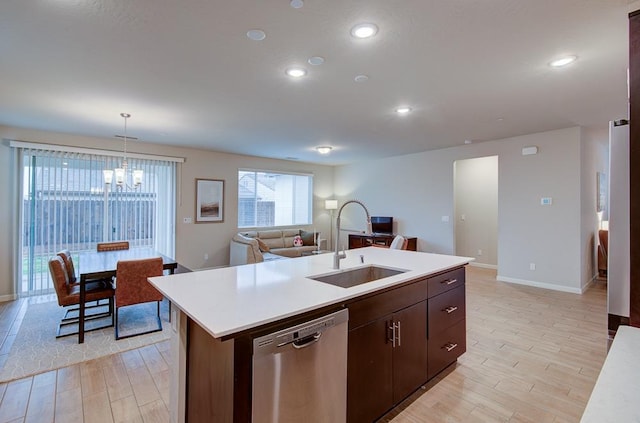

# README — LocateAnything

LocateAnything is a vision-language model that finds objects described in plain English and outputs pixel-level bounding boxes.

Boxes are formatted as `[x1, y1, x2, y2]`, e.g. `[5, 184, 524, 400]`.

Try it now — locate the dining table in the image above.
[76, 247, 178, 343]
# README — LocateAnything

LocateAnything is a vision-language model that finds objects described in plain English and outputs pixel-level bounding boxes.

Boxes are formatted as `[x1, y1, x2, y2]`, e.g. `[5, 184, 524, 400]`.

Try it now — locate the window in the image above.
[16, 145, 177, 296]
[238, 169, 313, 228]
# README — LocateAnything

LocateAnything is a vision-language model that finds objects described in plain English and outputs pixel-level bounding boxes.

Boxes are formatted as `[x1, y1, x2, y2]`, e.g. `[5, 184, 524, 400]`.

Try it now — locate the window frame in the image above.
[237, 168, 314, 229]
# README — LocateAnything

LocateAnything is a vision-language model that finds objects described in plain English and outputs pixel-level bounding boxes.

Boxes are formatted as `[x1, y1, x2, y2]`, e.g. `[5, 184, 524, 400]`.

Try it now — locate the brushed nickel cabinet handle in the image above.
[444, 306, 458, 314]
[395, 321, 401, 347]
[389, 321, 396, 348]
[443, 343, 458, 352]
[441, 278, 457, 285]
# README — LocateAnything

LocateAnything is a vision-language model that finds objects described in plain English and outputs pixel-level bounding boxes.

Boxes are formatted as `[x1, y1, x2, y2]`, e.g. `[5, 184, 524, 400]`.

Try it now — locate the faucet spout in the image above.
[333, 199, 371, 269]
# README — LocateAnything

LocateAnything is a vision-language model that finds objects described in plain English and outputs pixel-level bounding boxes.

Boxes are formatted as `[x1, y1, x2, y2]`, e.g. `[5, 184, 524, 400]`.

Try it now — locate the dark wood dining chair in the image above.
[48, 256, 115, 338]
[114, 257, 164, 340]
[97, 241, 130, 252]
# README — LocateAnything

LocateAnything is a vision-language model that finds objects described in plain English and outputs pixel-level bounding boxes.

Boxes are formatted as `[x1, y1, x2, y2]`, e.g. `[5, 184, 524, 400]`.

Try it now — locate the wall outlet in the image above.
[529, 263, 536, 270]
[183, 217, 192, 223]
[540, 197, 552, 206]
[477, 249, 482, 256]
[204, 253, 209, 260]
[441, 216, 450, 223]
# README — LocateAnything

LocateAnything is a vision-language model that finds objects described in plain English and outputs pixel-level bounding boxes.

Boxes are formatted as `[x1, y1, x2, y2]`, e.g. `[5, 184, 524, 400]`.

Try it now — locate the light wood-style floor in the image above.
[0, 267, 608, 423]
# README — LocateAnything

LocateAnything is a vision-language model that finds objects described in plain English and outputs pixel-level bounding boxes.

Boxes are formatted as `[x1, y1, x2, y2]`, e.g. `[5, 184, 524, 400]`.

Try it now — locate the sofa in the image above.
[230, 229, 327, 266]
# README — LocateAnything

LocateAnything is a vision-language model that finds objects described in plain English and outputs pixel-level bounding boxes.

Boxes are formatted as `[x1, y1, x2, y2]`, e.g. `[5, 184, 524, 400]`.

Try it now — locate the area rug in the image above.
[0, 299, 171, 382]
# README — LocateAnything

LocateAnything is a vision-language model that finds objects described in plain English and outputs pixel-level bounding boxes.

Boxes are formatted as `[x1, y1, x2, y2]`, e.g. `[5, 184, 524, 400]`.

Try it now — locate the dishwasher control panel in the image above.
[253, 308, 349, 352]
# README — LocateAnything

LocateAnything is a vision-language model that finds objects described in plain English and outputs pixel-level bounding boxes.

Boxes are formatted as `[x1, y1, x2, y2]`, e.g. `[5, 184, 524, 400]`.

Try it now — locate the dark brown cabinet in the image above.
[347, 301, 427, 422]
[348, 234, 417, 251]
[427, 270, 466, 379]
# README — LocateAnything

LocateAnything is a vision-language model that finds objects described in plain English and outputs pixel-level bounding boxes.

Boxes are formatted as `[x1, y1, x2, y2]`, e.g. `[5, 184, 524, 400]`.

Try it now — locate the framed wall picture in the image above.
[196, 179, 224, 223]
[597, 172, 607, 214]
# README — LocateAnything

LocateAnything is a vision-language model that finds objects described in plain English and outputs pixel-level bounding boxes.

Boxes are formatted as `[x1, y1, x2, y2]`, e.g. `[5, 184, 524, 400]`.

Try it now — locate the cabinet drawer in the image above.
[428, 285, 465, 336]
[427, 267, 465, 298]
[427, 319, 466, 380]
[347, 278, 428, 330]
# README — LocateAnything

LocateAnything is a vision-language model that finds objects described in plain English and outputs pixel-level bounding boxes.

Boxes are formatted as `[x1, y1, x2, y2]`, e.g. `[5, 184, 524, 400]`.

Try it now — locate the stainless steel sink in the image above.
[309, 265, 407, 288]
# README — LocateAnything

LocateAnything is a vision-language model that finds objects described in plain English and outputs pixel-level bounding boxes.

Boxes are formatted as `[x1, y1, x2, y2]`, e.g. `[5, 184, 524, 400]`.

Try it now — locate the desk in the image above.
[78, 248, 178, 343]
[348, 234, 418, 251]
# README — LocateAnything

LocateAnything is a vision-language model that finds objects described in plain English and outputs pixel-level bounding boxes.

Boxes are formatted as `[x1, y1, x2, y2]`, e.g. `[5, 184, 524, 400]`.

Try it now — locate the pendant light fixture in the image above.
[103, 113, 143, 188]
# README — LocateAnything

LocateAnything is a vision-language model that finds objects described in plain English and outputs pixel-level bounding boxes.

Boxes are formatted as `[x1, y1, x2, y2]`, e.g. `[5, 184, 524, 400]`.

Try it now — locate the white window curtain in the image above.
[15, 145, 177, 297]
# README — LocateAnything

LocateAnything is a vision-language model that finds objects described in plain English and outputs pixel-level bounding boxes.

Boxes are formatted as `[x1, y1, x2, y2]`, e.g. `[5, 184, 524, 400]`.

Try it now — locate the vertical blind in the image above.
[17, 146, 177, 297]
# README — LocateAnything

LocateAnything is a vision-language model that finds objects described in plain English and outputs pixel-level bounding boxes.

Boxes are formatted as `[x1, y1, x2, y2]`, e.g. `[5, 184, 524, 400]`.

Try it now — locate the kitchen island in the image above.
[150, 247, 471, 423]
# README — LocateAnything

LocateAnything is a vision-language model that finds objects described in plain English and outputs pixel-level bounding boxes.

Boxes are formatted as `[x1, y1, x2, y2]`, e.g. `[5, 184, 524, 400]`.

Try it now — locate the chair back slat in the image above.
[48, 256, 70, 306]
[57, 250, 76, 283]
[97, 241, 130, 252]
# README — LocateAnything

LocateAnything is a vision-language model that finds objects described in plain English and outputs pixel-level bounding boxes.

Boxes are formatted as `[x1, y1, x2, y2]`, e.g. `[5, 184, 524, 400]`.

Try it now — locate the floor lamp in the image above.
[325, 200, 338, 248]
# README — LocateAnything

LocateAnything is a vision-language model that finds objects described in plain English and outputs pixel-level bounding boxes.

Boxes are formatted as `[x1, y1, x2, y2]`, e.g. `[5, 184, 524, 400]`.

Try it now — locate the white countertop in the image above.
[149, 247, 471, 339]
[580, 325, 640, 423]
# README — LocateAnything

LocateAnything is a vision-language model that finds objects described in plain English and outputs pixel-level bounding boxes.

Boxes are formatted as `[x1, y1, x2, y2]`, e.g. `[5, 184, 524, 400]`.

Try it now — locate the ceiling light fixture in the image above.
[103, 113, 142, 189]
[549, 55, 577, 68]
[286, 67, 307, 78]
[316, 146, 332, 154]
[354, 74, 369, 82]
[350, 23, 378, 39]
[308, 56, 325, 66]
[395, 106, 412, 114]
[246, 29, 266, 41]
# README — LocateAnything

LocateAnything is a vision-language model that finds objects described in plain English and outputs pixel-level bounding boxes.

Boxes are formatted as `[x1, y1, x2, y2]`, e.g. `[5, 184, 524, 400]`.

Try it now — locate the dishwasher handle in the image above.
[291, 332, 322, 349]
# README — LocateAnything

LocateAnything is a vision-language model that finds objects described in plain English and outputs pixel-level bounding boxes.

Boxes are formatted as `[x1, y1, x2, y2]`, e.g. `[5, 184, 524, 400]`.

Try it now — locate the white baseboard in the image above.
[496, 275, 582, 294]
[0, 294, 18, 303]
[469, 262, 497, 270]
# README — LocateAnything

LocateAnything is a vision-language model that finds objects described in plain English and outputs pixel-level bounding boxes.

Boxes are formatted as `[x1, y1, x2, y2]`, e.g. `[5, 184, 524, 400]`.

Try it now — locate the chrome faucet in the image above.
[333, 200, 372, 269]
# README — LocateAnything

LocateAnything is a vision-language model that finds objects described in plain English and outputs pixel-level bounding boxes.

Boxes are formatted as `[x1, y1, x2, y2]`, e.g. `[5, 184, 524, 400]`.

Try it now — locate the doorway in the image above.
[453, 156, 498, 268]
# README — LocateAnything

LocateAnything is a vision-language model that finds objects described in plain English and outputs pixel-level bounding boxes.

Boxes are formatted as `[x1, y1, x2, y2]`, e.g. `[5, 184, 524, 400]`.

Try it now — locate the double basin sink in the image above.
[309, 265, 407, 288]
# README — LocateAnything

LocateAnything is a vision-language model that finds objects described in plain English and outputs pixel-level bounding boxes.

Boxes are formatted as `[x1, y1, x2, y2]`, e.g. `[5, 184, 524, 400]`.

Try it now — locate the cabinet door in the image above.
[392, 301, 428, 404]
[348, 235, 364, 249]
[347, 317, 393, 423]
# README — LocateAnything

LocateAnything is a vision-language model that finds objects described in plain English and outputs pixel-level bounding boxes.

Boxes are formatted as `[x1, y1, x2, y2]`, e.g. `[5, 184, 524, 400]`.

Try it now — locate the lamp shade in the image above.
[103, 169, 114, 185]
[114, 167, 125, 186]
[325, 199, 338, 210]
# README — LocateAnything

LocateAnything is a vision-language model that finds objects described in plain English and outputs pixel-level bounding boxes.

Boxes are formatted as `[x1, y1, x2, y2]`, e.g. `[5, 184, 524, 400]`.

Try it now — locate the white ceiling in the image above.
[0, 0, 632, 165]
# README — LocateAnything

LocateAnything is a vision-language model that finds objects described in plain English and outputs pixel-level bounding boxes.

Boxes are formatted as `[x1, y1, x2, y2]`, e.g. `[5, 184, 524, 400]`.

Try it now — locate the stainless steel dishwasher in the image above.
[252, 308, 349, 423]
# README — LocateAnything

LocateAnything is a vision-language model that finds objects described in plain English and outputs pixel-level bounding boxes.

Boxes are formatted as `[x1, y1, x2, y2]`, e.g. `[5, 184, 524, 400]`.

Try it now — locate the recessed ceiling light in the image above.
[290, 0, 304, 8]
[395, 106, 412, 114]
[549, 55, 577, 68]
[246, 29, 266, 41]
[286, 67, 307, 78]
[354, 74, 369, 82]
[350, 23, 378, 39]
[308, 56, 325, 66]
[316, 146, 332, 154]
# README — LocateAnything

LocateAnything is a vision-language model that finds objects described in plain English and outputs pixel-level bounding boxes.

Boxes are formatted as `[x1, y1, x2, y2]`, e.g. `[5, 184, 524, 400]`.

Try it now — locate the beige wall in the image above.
[335, 127, 589, 293]
[0, 125, 334, 298]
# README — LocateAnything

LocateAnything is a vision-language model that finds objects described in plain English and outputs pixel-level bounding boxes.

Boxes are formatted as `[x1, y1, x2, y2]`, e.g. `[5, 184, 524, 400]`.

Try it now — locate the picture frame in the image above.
[597, 172, 607, 213]
[196, 178, 224, 223]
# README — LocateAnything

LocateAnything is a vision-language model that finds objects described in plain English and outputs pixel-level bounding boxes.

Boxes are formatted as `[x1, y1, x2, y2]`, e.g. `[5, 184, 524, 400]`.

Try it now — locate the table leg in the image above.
[79, 277, 85, 344]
